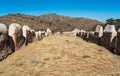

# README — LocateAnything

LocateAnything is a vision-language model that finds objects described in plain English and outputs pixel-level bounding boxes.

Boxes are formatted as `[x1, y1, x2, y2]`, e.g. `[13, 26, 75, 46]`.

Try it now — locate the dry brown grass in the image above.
[0, 34, 120, 76]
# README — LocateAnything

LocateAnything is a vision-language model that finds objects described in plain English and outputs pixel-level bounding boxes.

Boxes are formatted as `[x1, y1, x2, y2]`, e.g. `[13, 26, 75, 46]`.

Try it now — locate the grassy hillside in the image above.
[0, 34, 120, 76]
[0, 13, 103, 31]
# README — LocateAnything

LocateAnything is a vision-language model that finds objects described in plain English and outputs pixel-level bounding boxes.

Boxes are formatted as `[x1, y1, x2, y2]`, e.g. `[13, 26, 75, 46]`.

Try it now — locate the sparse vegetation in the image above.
[82, 55, 91, 58]
[0, 13, 102, 31]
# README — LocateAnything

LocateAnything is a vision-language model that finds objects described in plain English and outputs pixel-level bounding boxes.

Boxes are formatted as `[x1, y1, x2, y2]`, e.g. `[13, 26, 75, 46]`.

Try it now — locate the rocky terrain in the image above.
[0, 13, 102, 32]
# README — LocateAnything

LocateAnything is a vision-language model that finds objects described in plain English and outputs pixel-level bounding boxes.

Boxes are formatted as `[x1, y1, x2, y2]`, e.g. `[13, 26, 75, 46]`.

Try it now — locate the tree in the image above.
[106, 18, 116, 25]
[105, 18, 120, 30]
[116, 19, 120, 25]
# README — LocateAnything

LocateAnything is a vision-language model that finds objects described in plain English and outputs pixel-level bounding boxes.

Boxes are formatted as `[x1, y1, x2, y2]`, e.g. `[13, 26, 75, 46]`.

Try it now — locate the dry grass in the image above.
[0, 34, 120, 76]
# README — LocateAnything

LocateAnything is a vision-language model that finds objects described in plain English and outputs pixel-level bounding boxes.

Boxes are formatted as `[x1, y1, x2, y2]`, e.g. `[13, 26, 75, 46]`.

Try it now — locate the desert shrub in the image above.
[82, 55, 91, 58]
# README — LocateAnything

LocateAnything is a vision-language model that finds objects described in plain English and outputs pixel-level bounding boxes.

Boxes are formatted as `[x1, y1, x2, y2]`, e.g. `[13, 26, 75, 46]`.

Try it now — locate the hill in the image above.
[0, 13, 103, 32]
[0, 34, 120, 76]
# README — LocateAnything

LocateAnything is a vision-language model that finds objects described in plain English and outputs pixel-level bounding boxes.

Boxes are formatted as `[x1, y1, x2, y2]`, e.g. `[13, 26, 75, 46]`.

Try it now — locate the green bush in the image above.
[82, 55, 91, 58]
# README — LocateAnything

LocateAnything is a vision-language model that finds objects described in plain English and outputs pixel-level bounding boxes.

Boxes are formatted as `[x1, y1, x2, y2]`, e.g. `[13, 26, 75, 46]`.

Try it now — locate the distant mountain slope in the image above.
[0, 34, 120, 76]
[0, 13, 103, 31]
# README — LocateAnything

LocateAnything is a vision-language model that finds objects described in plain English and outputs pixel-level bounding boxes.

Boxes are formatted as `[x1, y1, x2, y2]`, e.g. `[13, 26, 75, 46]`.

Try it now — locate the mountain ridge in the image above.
[0, 13, 103, 31]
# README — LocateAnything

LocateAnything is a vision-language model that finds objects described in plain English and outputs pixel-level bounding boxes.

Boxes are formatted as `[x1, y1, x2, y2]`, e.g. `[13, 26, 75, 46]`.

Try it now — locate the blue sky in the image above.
[0, 0, 120, 22]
